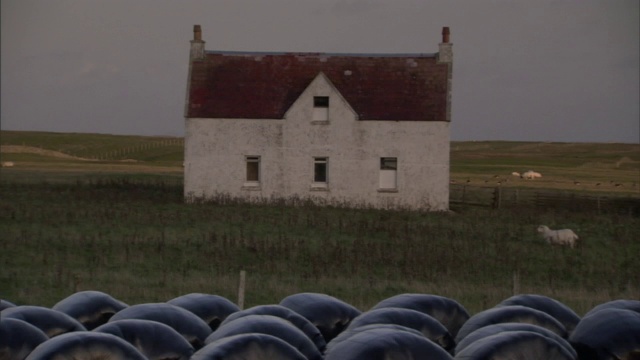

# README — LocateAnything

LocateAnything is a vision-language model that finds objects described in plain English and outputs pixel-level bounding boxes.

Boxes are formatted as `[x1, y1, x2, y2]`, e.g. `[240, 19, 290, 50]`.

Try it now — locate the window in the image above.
[314, 96, 329, 107]
[245, 156, 260, 183]
[379, 157, 397, 190]
[313, 157, 328, 184]
[313, 96, 329, 121]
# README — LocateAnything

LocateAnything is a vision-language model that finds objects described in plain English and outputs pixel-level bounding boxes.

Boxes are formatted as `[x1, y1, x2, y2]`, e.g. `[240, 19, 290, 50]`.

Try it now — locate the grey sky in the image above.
[1, 0, 638, 143]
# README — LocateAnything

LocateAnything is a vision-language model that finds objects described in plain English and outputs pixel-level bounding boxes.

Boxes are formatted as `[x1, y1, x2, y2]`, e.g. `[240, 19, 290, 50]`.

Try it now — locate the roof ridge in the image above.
[205, 50, 437, 58]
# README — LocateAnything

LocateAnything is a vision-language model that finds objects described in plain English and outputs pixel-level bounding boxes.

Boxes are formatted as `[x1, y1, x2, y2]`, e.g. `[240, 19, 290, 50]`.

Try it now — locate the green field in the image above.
[1, 131, 639, 316]
[451, 141, 640, 194]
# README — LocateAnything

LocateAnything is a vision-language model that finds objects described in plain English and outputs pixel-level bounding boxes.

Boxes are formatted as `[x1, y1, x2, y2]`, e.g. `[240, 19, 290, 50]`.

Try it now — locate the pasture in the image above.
[1, 131, 639, 317]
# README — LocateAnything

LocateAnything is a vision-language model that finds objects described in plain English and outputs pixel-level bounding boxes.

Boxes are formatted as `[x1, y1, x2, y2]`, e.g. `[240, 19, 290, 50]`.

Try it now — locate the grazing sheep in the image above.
[1, 161, 15, 167]
[511, 172, 521, 177]
[537, 225, 579, 248]
[522, 171, 542, 180]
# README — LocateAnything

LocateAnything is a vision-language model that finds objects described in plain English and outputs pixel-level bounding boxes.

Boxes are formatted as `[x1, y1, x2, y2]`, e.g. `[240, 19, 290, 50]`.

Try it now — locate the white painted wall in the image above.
[185, 73, 450, 210]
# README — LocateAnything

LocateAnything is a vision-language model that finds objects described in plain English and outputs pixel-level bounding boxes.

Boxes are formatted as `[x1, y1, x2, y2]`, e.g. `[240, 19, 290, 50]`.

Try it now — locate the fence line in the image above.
[450, 184, 640, 215]
[93, 138, 184, 160]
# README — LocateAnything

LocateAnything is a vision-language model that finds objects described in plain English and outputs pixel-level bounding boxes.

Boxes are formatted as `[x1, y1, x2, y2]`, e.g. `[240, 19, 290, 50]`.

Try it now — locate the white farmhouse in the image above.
[184, 25, 453, 211]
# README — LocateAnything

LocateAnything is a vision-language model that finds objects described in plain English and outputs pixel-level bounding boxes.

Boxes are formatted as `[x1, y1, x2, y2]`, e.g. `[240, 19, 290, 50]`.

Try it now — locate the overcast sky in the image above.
[2, 0, 638, 143]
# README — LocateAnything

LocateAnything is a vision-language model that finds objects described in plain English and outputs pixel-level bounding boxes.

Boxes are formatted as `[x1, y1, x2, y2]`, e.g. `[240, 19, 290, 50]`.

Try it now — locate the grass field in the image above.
[450, 141, 640, 194]
[1, 131, 639, 316]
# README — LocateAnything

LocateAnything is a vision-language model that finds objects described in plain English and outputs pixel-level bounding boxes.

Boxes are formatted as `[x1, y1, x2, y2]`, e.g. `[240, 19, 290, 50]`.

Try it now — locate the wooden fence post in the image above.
[512, 270, 520, 295]
[493, 187, 502, 209]
[237, 270, 246, 310]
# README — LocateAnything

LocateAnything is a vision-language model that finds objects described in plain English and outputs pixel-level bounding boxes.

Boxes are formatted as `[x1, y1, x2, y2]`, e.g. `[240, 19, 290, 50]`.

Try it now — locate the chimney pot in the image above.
[194, 25, 202, 41]
[442, 26, 450, 43]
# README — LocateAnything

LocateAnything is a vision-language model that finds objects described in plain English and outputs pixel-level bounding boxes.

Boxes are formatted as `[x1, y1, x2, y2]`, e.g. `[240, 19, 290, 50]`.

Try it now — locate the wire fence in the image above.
[90, 138, 184, 160]
[450, 184, 640, 215]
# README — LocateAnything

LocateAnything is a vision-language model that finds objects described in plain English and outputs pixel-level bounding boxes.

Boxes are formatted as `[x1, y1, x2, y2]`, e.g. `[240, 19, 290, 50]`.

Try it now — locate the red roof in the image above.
[187, 51, 450, 121]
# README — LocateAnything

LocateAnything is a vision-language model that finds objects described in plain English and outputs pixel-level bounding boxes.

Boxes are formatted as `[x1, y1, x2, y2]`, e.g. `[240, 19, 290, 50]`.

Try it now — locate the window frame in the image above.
[312, 96, 330, 122]
[244, 155, 261, 187]
[313, 96, 329, 108]
[312, 157, 328, 188]
[379, 157, 398, 191]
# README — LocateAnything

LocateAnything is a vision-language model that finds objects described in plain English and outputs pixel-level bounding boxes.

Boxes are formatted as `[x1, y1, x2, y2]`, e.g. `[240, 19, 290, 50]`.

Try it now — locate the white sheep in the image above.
[537, 225, 579, 248]
[522, 171, 542, 180]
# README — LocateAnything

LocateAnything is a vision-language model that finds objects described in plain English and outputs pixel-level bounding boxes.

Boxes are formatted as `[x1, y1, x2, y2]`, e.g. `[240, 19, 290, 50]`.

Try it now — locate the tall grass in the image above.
[1, 178, 638, 315]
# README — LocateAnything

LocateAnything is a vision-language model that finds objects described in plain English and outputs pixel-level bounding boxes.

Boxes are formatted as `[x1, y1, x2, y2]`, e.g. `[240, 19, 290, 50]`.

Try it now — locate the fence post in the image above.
[237, 270, 246, 310]
[512, 270, 520, 295]
[493, 187, 502, 209]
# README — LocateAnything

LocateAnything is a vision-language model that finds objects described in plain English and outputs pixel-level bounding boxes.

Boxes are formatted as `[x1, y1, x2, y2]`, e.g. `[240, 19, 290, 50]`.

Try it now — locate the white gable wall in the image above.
[185, 73, 449, 210]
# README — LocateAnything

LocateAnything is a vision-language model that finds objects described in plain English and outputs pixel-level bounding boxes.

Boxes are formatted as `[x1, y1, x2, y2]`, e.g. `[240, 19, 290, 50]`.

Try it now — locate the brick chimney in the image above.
[190, 25, 205, 60]
[438, 26, 452, 63]
[438, 27, 453, 122]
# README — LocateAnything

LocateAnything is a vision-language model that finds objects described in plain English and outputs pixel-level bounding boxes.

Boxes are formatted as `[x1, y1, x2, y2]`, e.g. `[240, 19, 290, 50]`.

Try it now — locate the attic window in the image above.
[314, 96, 329, 107]
[313, 96, 329, 121]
